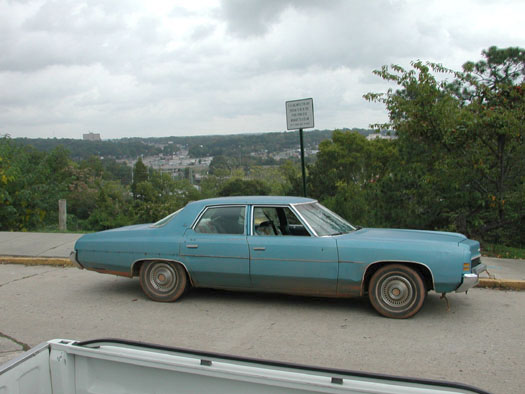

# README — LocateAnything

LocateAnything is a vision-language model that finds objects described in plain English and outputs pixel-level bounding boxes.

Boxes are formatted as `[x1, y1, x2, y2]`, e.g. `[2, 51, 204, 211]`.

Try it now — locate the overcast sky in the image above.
[1, 0, 524, 140]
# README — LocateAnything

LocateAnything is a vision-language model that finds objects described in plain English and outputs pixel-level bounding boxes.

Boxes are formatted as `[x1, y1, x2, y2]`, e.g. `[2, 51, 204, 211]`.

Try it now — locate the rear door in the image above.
[181, 205, 250, 289]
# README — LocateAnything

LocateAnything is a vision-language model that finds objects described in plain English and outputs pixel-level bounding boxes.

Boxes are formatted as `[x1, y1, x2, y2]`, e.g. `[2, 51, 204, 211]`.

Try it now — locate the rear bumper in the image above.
[69, 251, 84, 270]
[455, 263, 487, 293]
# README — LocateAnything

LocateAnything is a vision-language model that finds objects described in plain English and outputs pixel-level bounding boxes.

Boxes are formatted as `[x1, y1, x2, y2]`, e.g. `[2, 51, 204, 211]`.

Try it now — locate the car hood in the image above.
[335, 228, 473, 267]
[339, 228, 467, 245]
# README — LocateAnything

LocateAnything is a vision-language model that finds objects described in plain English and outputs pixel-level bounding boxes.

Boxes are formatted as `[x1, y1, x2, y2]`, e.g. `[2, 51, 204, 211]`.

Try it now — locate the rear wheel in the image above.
[368, 264, 426, 319]
[139, 261, 187, 302]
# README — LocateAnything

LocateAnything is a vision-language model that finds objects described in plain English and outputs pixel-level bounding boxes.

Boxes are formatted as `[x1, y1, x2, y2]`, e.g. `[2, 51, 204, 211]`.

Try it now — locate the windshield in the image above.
[294, 202, 356, 236]
[151, 208, 182, 227]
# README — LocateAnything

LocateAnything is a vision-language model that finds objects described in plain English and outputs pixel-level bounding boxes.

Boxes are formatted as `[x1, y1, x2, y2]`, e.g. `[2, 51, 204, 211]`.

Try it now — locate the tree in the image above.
[0, 136, 16, 229]
[218, 178, 271, 197]
[0, 137, 74, 230]
[87, 181, 135, 230]
[308, 130, 397, 226]
[208, 155, 233, 177]
[365, 46, 524, 244]
[131, 157, 148, 199]
[279, 160, 303, 196]
[451, 47, 525, 242]
[67, 165, 99, 221]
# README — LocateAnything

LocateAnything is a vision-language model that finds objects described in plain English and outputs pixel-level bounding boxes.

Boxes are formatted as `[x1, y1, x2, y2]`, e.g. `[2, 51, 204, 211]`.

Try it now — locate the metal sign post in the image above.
[299, 128, 307, 197]
[285, 98, 314, 197]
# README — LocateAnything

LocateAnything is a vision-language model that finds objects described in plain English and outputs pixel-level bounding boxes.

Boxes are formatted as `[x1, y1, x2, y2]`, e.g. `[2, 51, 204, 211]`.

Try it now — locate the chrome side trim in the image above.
[251, 257, 336, 263]
[288, 205, 317, 237]
[291, 200, 318, 206]
[178, 254, 248, 260]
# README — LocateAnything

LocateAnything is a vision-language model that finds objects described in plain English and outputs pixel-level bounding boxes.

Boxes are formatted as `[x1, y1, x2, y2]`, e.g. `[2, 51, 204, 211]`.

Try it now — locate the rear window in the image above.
[151, 208, 182, 227]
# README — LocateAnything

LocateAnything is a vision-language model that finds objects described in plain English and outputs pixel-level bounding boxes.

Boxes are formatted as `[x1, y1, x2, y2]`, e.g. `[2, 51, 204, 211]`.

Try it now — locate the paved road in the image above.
[1, 264, 524, 393]
[0, 232, 82, 258]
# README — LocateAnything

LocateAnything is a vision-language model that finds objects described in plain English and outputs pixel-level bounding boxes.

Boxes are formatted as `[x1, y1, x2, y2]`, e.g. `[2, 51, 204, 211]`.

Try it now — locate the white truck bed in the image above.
[0, 339, 488, 394]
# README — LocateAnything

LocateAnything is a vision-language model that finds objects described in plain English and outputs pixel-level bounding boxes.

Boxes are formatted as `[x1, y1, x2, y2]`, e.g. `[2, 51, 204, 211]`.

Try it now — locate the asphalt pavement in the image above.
[1, 264, 524, 394]
[0, 231, 524, 287]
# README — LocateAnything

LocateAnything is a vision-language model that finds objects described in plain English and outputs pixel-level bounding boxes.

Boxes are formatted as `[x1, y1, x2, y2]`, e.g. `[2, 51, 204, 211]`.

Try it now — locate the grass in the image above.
[34, 226, 92, 234]
[482, 243, 525, 260]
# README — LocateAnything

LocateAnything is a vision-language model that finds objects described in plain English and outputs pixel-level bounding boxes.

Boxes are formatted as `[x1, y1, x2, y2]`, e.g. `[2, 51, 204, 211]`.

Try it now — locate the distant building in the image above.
[366, 133, 396, 141]
[83, 132, 101, 141]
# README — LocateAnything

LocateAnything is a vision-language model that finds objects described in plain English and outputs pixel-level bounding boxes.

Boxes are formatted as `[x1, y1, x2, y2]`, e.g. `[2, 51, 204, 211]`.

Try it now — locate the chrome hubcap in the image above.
[149, 263, 177, 293]
[378, 275, 414, 310]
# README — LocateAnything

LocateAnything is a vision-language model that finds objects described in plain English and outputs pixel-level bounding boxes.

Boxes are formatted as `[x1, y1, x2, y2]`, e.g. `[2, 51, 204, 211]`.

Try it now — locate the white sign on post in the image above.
[286, 98, 314, 130]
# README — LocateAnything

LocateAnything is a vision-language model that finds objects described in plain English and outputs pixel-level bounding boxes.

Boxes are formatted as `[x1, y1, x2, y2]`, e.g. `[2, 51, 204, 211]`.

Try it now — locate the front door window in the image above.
[252, 206, 309, 236]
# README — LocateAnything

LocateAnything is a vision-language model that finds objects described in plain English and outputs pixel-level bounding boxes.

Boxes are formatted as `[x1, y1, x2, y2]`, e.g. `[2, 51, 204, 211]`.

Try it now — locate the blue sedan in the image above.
[70, 196, 486, 318]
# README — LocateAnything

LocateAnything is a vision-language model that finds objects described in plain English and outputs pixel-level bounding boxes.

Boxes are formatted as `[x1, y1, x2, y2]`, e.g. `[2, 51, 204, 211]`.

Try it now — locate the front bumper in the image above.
[69, 251, 84, 270]
[455, 263, 487, 293]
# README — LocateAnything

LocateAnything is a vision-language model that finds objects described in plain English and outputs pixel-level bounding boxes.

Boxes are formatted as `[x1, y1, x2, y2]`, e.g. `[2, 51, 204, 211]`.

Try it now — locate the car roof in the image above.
[187, 196, 316, 208]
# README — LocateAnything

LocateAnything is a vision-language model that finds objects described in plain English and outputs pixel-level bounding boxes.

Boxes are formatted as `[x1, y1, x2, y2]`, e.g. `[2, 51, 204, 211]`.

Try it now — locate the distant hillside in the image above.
[14, 128, 375, 161]
[13, 138, 162, 161]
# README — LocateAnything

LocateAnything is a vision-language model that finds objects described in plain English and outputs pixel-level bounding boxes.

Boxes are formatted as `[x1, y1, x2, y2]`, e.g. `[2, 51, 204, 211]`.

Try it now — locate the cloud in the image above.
[219, 0, 295, 38]
[0, 0, 165, 72]
[0, 0, 524, 139]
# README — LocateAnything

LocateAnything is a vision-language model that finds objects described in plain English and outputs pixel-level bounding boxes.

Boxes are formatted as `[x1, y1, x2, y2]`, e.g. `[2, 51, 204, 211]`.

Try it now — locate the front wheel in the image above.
[139, 261, 187, 302]
[368, 264, 426, 319]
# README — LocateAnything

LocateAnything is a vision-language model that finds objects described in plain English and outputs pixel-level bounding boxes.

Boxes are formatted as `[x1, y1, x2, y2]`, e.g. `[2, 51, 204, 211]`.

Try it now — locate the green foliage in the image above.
[279, 160, 304, 196]
[308, 131, 397, 226]
[208, 155, 233, 177]
[0, 136, 16, 228]
[0, 136, 74, 230]
[131, 158, 149, 199]
[79, 156, 132, 185]
[66, 166, 99, 220]
[482, 243, 525, 259]
[131, 170, 201, 224]
[186, 130, 336, 159]
[87, 181, 134, 230]
[249, 166, 290, 195]
[14, 138, 162, 161]
[364, 46, 524, 245]
[218, 178, 271, 197]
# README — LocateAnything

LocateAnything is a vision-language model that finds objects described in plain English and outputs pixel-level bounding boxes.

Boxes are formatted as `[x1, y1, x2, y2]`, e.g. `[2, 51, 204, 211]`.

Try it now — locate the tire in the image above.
[368, 264, 426, 319]
[139, 261, 187, 302]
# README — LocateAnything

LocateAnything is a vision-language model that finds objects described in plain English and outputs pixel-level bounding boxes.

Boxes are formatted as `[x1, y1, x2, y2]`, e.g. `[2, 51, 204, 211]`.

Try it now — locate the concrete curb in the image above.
[477, 278, 525, 291]
[0, 256, 73, 267]
[1, 256, 524, 291]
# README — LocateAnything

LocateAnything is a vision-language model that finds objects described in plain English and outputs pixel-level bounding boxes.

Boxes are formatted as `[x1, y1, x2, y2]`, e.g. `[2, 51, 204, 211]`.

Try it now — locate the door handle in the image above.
[253, 247, 266, 251]
[186, 244, 199, 249]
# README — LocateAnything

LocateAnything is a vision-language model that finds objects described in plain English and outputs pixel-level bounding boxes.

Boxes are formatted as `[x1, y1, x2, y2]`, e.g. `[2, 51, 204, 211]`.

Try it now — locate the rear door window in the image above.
[194, 206, 246, 235]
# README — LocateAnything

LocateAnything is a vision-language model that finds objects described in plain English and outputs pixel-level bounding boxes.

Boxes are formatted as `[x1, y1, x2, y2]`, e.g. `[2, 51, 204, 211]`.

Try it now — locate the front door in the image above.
[248, 206, 338, 296]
